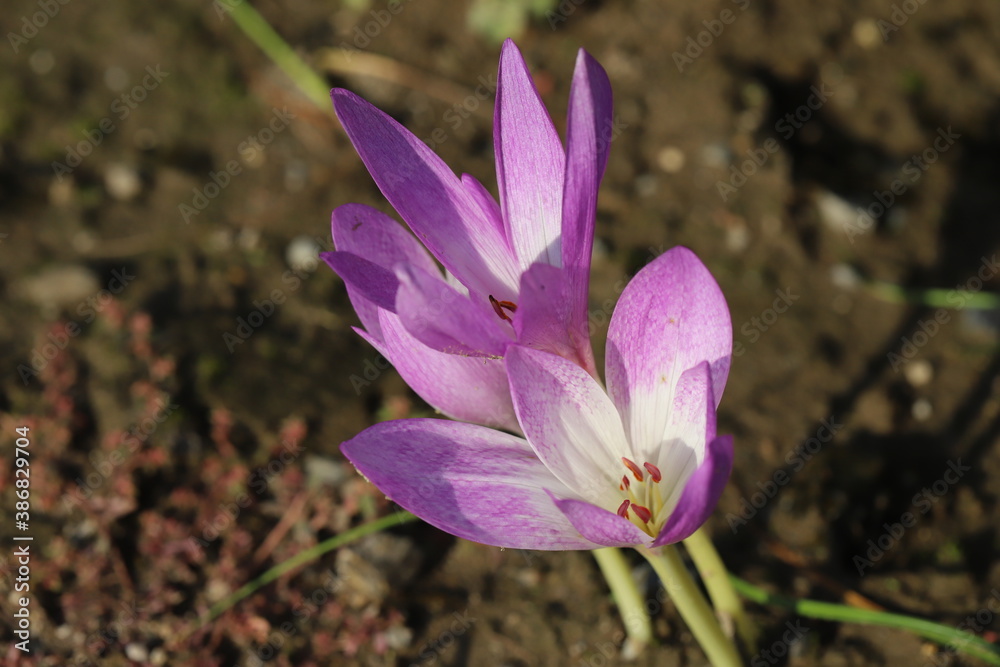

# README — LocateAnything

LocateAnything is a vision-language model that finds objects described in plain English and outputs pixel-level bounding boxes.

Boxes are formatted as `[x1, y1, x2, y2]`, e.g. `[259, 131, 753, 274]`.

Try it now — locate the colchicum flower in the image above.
[342, 248, 734, 550]
[322, 39, 612, 431]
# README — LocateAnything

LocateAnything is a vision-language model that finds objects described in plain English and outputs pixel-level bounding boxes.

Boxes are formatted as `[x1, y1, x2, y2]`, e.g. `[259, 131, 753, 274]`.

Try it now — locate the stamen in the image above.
[619, 474, 630, 491]
[616, 499, 631, 518]
[643, 462, 662, 483]
[621, 457, 644, 482]
[631, 503, 653, 523]
[488, 295, 518, 322]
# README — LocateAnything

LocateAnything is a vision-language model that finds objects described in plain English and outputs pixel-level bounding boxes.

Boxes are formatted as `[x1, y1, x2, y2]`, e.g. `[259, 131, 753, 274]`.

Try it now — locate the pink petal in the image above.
[512, 263, 597, 376]
[371, 312, 520, 431]
[605, 247, 732, 454]
[561, 49, 612, 370]
[549, 492, 652, 548]
[651, 435, 733, 547]
[341, 419, 601, 550]
[332, 89, 519, 301]
[494, 39, 566, 271]
[505, 345, 630, 508]
[328, 203, 440, 340]
[395, 264, 512, 358]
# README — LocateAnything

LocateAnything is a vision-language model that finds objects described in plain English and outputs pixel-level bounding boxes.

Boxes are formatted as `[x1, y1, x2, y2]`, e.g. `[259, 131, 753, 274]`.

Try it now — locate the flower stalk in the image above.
[637, 545, 742, 667]
[591, 547, 653, 649]
[683, 526, 758, 652]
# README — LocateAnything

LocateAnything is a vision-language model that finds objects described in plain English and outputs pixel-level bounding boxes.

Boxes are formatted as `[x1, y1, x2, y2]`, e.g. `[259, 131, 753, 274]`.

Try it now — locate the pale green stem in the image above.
[683, 527, 758, 653]
[637, 545, 742, 667]
[591, 547, 654, 649]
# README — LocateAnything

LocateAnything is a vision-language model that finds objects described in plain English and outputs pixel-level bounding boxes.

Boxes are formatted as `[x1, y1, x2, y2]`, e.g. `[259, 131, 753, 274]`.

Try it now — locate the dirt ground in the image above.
[2, 0, 1000, 664]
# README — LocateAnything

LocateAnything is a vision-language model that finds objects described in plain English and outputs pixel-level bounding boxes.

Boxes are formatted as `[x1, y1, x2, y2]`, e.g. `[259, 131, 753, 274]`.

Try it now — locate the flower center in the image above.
[488, 295, 518, 322]
[615, 457, 665, 537]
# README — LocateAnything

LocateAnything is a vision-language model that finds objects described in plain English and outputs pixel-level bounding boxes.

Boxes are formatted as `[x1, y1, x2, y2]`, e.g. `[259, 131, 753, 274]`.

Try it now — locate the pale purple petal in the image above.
[322, 251, 397, 313]
[505, 345, 629, 507]
[651, 435, 733, 547]
[605, 247, 732, 454]
[494, 39, 566, 270]
[656, 362, 716, 520]
[327, 204, 439, 340]
[561, 49, 612, 370]
[341, 419, 599, 550]
[461, 173, 506, 245]
[331, 203, 439, 277]
[374, 312, 520, 431]
[512, 263, 597, 376]
[332, 89, 519, 301]
[395, 264, 512, 358]
[549, 493, 651, 548]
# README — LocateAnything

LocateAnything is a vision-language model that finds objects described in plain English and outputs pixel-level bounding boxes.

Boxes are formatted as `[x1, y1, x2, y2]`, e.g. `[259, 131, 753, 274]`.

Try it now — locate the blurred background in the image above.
[2, 0, 1000, 664]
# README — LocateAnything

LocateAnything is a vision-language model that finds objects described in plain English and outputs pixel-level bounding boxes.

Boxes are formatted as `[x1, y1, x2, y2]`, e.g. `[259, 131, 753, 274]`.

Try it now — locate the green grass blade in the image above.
[730, 575, 1000, 665]
[227, 1, 331, 110]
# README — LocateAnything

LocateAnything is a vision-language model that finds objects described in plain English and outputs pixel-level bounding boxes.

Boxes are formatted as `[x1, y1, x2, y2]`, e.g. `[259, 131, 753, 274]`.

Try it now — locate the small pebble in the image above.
[852, 20, 882, 49]
[815, 190, 858, 233]
[912, 398, 933, 421]
[286, 235, 321, 273]
[104, 66, 129, 91]
[830, 263, 863, 291]
[903, 359, 933, 387]
[657, 146, 685, 173]
[104, 163, 142, 201]
[124, 643, 148, 662]
[29, 49, 55, 75]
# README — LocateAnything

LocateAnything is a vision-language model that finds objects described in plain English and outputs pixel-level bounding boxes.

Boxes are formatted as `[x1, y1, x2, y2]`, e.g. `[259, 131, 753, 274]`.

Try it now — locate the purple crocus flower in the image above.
[341, 247, 734, 550]
[322, 40, 612, 432]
